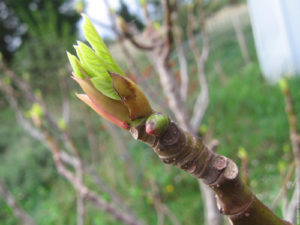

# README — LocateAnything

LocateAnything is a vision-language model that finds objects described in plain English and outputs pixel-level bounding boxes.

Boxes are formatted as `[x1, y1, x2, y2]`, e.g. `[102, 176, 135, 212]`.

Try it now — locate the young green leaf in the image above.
[77, 41, 110, 78]
[74, 44, 96, 78]
[91, 76, 120, 100]
[67, 52, 84, 78]
[82, 14, 124, 75]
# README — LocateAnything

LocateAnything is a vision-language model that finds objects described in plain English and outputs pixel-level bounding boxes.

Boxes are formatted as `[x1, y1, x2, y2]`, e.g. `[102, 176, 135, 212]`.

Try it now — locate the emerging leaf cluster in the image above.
[67, 14, 124, 100]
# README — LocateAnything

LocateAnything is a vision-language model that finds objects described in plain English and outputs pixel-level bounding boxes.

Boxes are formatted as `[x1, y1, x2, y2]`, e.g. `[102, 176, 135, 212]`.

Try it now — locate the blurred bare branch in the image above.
[187, 2, 210, 133]
[81, 106, 99, 165]
[281, 83, 300, 224]
[231, 17, 251, 65]
[117, 39, 167, 111]
[58, 71, 71, 124]
[0, 63, 144, 225]
[272, 161, 296, 210]
[173, 19, 189, 101]
[149, 178, 181, 225]
[0, 79, 45, 141]
[214, 61, 227, 84]
[0, 180, 36, 225]
[0, 61, 59, 131]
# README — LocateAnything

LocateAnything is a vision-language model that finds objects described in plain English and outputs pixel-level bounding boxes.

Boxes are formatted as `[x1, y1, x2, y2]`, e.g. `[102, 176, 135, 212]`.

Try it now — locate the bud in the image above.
[278, 78, 288, 92]
[58, 118, 67, 130]
[27, 103, 43, 127]
[145, 113, 169, 136]
[72, 75, 130, 130]
[75, 1, 85, 14]
[110, 72, 152, 120]
[139, 0, 146, 6]
[237, 147, 248, 159]
[68, 14, 153, 129]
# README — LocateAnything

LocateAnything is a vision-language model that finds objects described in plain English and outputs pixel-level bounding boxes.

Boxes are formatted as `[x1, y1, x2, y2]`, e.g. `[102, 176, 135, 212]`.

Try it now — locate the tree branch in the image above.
[0, 70, 144, 225]
[0, 79, 45, 141]
[281, 82, 300, 224]
[187, 2, 210, 133]
[117, 38, 166, 110]
[161, 0, 175, 60]
[130, 119, 292, 225]
[0, 180, 36, 225]
[173, 20, 189, 101]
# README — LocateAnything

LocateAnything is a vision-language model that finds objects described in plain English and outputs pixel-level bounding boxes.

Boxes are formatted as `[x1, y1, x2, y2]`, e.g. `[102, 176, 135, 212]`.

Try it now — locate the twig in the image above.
[104, 0, 154, 51]
[81, 105, 99, 165]
[0, 69, 144, 225]
[173, 19, 189, 101]
[272, 161, 296, 210]
[102, 119, 137, 184]
[231, 17, 250, 65]
[0, 79, 45, 141]
[214, 61, 227, 84]
[0, 61, 59, 132]
[161, 0, 175, 60]
[123, 32, 155, 51]
[0, 180, 36, 225]
[149, 178, 181, 225]
[58, 72, 71, 124]
[281, 83, 300, 224]
[117, 38, 166, 110]
[187, 2, 210, 134]
[85, 167, 139, 221]
[77, 192, 85, 225]
[42, 128, 142, 225]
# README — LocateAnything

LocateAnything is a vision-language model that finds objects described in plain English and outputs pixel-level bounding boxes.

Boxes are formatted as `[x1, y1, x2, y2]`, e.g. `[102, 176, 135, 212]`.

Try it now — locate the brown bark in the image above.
[130, 120, 293, 225]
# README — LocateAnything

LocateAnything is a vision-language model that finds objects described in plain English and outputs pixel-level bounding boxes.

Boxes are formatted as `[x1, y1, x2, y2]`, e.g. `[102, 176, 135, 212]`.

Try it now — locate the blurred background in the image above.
[0, 0, 299, 225]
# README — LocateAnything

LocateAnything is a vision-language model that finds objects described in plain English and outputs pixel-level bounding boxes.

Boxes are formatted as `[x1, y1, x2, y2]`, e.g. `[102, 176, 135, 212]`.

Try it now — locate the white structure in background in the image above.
[247, 0, 300, 82]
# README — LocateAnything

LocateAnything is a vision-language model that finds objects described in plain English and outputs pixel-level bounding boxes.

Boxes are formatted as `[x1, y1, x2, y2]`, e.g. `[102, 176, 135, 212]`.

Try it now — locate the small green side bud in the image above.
[75, 1, 85, 14]
[199, 124, 207, 135]
[153, 22, 161, 31]
[139, 0, 146, 6]
[278, 78, 288, 92]
[27, 103, 43, 127]
[146, 113, 169, 136]
[58, 118, 67, 130]
[237, 147, 248, 159]
[28, 103, 43, 118]
[278, 160, 287, 174]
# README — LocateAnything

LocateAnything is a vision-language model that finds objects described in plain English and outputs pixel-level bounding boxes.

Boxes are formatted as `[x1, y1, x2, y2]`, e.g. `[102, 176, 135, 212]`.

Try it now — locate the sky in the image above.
[83, 0, 140, 38]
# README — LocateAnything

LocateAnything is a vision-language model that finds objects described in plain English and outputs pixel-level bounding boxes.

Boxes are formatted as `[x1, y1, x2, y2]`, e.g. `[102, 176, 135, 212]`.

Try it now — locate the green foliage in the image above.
[82, 15, 123, 76]
[27, 103, 43, 119]
[77, 41, 110, 78]
[69, 15, 125, 100]
[90, 76, 121, 101]
[67, 52, 84, 78]
[0, 0, 79, 62]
